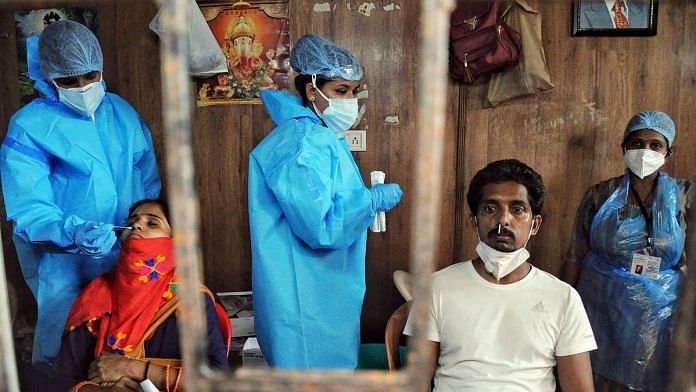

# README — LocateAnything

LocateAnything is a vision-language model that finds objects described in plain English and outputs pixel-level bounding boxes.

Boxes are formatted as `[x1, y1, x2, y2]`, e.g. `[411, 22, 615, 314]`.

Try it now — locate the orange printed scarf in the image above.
[65, 237, 176, 357]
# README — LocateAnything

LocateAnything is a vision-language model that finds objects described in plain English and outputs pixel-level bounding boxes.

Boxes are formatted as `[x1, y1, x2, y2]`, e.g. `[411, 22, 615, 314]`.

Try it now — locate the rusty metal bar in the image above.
[0, 227, 20, 392]
[403, 0, 455, 390]
[158, 0, 213, 390]
[667, 230, 696, 389]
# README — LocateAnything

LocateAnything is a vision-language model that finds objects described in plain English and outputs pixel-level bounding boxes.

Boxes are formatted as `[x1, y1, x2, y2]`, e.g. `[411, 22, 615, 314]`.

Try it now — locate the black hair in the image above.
[127, 198, 171, 225]
[294, 74, 328, 107]
[466, 159, 546, 216]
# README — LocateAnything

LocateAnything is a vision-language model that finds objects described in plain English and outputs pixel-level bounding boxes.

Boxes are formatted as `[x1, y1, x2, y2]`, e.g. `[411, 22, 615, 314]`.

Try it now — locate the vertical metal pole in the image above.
[667, 267, 696, 389]
[159, 0, 210, 390]
[406, 0, 454, 390]
[0, 231, 20, 392]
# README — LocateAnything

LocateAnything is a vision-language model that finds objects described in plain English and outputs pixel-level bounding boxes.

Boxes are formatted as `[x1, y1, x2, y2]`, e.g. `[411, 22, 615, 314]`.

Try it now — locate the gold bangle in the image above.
[73, 381, 98, 392]
[143, 360, 151, 381]
[173, 368, 183, 392]
[165, 364, 171, 392]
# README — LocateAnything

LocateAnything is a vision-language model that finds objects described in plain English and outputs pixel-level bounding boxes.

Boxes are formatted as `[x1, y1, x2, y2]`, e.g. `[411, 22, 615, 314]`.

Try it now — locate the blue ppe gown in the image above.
[0, 83, 161, 364]
[248, 90, 376, 369]
[576, 172, 683, 390]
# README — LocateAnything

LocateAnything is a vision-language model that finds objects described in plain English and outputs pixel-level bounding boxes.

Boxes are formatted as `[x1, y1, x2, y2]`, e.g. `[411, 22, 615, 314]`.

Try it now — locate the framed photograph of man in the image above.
[572, 0, 658, 36]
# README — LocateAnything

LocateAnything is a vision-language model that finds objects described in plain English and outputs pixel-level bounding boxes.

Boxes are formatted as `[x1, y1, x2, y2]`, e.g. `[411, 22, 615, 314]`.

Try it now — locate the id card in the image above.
[631, 253, 661, 279]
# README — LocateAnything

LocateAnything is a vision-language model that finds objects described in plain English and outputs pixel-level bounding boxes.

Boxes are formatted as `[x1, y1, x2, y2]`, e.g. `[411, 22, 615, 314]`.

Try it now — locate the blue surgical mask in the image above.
[53, 77, 106, 119]
[311, 75, 359, 137]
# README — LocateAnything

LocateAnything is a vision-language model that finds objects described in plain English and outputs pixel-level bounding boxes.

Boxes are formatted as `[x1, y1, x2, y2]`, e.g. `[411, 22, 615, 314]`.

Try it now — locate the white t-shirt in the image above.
[403, 261, 597, 392]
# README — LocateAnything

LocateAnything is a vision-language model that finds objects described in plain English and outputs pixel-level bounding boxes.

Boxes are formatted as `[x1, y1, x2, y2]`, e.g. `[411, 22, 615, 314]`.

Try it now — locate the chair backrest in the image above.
[393, 270, 413, 302]
[214, 302, 232, 358]
[385, 302, 411, 371]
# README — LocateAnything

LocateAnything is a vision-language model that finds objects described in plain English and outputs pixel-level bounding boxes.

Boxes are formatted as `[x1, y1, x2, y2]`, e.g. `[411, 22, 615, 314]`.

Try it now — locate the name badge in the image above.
[630, 253, 661, 279]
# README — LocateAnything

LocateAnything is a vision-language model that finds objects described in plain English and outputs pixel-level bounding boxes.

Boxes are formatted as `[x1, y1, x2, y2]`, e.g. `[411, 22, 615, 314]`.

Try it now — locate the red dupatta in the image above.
[65, 237, 177, 357]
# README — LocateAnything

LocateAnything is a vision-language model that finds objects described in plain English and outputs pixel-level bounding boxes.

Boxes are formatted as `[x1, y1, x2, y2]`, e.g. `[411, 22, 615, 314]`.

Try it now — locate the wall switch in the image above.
[345, 130, 366, 152]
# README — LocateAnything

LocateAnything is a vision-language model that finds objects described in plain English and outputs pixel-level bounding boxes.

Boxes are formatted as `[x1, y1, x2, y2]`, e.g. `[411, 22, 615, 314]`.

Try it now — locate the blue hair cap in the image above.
[39, 20, 103, 81]
[289, 34, 363, 81]
[624, 111, 676, 147]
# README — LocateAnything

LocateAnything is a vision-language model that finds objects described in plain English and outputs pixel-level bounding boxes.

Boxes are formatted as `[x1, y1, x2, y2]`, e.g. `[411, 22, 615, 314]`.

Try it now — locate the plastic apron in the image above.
[249, 90, 375, 369]
[576, 172, 683, 390]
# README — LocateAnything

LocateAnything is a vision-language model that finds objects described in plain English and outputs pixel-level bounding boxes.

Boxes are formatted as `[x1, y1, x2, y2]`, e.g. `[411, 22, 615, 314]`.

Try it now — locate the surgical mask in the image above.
[474, 218, 535, 281]
[53, 77, 105, 119]
[624, 148, 665, 179]
[311, 75, 359, 137]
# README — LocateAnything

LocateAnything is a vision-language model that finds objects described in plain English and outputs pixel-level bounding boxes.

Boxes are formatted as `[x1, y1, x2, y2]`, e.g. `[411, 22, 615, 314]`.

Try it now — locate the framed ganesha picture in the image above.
[196, 0, 290, 106]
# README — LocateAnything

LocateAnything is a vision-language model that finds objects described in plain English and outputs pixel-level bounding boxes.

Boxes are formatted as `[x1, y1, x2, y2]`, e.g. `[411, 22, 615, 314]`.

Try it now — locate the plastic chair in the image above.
[214, 302, 232, 358]
[393, 270, 412, 301]
[385, 302, 411, 371]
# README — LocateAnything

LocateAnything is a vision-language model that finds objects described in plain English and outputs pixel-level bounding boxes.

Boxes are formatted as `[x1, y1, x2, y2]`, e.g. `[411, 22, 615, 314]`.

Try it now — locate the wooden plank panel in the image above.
[674, 1, 696, 183]
[535, 0, 600, 275]
[0, 5, 30, 335]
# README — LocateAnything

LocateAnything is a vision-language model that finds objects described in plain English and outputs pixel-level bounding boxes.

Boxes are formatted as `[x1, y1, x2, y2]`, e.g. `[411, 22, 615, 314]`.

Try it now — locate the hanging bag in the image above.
[486, 0, 555, 106]
[149, 0, 229, 77]
[449, 0, 521, 84]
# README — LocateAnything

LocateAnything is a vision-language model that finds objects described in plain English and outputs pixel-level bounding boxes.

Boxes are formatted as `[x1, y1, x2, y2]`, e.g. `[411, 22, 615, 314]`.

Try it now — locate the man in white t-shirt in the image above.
[404, 159, 597, 392]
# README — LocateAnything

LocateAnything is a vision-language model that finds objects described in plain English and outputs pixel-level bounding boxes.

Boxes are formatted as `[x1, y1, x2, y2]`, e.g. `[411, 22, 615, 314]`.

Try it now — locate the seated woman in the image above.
[54, 199, 228, 391]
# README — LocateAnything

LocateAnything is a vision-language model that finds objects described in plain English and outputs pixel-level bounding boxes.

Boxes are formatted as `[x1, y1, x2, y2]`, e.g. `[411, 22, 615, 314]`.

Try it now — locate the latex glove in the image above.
[370, 183, 403, 212]
[73, 221, 116, 257]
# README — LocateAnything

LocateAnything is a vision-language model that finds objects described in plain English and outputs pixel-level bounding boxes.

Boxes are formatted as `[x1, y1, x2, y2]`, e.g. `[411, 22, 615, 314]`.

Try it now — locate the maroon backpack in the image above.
[449, 0, 522, 84]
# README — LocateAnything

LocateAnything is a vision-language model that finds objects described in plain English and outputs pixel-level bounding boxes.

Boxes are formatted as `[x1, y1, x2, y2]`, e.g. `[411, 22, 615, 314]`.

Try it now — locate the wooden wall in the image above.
[1, 0, 694, 346]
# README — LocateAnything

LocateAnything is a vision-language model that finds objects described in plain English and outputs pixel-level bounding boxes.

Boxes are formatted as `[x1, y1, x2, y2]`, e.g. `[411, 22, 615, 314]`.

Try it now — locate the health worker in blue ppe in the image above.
[0, 20, 161, 366]
[562, 111, 694, 391]
[248, 34, 403, 369]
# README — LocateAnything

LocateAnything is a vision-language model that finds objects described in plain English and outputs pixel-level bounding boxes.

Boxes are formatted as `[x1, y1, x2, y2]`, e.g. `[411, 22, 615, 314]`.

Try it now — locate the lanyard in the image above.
[629, 179, 658, 248]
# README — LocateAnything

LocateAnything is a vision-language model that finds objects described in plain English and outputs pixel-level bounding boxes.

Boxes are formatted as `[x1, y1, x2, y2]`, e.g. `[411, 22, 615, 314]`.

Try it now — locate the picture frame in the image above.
[195, 0, 290, 106]
[572, 0, 658, 36]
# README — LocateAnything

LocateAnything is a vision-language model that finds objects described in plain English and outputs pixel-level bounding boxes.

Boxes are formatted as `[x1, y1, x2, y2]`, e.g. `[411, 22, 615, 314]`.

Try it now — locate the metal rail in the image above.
[158, 0, 454, 390]
[0, 236, 20, 392]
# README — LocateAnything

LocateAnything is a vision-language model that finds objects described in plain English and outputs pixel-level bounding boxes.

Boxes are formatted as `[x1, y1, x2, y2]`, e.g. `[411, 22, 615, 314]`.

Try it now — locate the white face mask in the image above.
[624, 149, 666, 179]
[474, 218, 535, 281]
[311, 75, 359, 137]
[53, 77, 106, 119]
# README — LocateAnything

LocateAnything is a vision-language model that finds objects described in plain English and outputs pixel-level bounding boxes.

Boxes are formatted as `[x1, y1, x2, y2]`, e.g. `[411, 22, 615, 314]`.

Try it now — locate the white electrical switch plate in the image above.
[345, 130, 366, 152]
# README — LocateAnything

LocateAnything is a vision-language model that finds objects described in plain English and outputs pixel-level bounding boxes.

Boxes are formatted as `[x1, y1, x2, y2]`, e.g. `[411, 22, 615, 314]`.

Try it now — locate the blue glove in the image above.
[73, 221, 117, 257]
[370, 183, 403, 212]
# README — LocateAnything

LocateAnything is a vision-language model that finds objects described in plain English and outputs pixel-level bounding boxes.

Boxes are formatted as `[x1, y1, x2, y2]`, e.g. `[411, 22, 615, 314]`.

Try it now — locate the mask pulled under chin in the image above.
[54, 78, 106, 119]
[624, 149, 666, 179]
[476, 241, 530, 281]
[311, 75, 359, 136]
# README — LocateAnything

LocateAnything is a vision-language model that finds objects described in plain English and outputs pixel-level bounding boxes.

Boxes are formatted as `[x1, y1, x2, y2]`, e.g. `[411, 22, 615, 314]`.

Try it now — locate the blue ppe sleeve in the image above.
[369, 183, 403, 212]
[137, 118, 162, 199]
[264, 142, 375, 250]
[2, 125, 86, 253]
